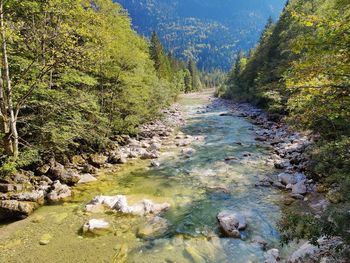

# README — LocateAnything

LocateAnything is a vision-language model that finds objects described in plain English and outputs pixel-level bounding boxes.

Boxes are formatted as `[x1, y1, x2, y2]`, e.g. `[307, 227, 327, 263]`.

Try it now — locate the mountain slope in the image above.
[115, 0, 286, 70]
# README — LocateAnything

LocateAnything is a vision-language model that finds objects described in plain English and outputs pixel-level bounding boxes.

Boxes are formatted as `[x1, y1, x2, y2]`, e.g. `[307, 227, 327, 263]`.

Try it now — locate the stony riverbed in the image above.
[0, 91, 334, 262]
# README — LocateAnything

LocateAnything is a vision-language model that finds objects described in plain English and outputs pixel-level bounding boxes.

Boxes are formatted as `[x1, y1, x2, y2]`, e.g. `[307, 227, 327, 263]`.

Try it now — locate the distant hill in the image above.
[114, 0, 286, 70]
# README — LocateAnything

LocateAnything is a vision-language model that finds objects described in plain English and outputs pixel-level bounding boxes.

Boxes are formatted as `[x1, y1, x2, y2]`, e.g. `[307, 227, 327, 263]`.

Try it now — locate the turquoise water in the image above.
[0, 92, 284, 263]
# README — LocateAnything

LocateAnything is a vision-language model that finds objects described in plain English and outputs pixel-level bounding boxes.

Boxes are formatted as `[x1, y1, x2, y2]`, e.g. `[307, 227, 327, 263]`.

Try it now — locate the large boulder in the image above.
[82, 219, 111, 236]
[49, 162, 65, 178]
[217, 211, 247, 238]
[58, 169, 81, 185]
[10, 190, 45, 205]
[0, 200, 39, 220]
[108, 153, 128, 164]
[47, 181, 72, 202]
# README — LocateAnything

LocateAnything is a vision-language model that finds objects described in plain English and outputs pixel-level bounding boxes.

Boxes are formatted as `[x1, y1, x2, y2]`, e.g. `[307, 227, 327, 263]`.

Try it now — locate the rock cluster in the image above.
[85, 195, 170, 216]
[0, 105, 183, 221]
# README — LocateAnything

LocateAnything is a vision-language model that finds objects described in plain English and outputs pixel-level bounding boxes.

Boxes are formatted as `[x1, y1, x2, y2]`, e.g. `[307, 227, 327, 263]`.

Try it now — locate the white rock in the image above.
[82, 219, 111, 235]
[86, 195, 170, 216]
[47, 181, 71, 202]
[77, 174, 97, 184]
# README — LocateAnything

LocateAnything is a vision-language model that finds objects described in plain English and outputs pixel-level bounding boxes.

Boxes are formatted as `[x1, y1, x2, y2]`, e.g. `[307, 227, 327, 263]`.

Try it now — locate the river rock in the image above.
[37, 164, 51, 175]
[150, 160, 160, 167]
[0, 184, 16, 193]
[82, 219, 111, 236]
[288, 242, 317, 262]
[71, 155, 86, 166]
[182, 148, 196, 157]
[287, 237, 342, 263]
[274, 159, 291, 169]
[217, 211, 247, 238]
[86, 195, 170, 216]
[0, 200, 39, 219]
[47, 181, 72, 202]
[13, 173, 31, 184]
[265, 248, 280, 263]
[148, 142, 161, 151]
[137, 216, 169, 238]
[49, 162, 65, 178]
[77, 174, 97, 184]
[39, 233, 53, 245]
[58, 169, 81, 185]
[292, 181, 307, 195]
[89, 154, 108, 167]
[278, 173, 296, 186]
[131, 199, 170, 216]
[82, 164, 98, 174]
[109, 153, 128, 164]
[140, 150, 159, 160]
[252, 236, 268, 250]
[11, 190, 45, 204]
[326, 189, 342, 204]
[273, 181, 285, 189]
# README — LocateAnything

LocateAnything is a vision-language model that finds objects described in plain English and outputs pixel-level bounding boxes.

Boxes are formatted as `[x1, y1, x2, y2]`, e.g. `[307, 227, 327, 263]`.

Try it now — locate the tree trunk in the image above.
[0, 1, 18, 158]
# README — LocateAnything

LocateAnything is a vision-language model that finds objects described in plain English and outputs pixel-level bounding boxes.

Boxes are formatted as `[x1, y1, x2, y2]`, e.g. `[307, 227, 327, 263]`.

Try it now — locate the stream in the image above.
[0, 91, 287, 263]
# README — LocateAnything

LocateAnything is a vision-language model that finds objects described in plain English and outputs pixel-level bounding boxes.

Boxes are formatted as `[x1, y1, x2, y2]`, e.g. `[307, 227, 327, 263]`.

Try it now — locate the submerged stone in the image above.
[82, 219, 111, 236]
[39, 233, 53, 245]
[137, 216, 169, 239]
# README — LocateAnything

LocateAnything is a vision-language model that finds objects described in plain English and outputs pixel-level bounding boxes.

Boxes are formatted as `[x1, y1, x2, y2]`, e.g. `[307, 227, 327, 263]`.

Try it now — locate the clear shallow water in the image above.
[0, 92, 284, 263]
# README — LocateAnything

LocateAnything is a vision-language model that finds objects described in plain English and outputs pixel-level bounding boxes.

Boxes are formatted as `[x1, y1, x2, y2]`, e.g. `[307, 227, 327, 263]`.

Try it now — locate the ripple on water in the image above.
[0, 92, 285, 263]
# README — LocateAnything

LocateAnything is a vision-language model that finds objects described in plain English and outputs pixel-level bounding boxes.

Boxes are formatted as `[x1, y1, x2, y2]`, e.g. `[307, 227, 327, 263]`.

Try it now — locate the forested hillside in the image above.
[0, 0, 201, 175]
[115, 0, 285, 70]
[219, 0, 350, 248]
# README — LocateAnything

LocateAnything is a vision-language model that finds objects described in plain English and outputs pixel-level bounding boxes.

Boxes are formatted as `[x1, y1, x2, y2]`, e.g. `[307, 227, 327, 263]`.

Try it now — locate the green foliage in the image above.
[0, 149, 40, 177]
[0, 0, 187, 170]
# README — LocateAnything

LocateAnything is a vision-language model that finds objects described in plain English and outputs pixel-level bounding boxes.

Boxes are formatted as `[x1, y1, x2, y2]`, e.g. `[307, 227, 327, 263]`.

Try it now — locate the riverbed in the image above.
[0, 91, 286, 263]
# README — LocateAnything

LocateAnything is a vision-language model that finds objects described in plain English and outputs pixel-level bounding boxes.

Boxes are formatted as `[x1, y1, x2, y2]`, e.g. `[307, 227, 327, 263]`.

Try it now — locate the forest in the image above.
[0, 0, 202, 176]
[115, 0, 285, 70]
[0, 0, 349, 262]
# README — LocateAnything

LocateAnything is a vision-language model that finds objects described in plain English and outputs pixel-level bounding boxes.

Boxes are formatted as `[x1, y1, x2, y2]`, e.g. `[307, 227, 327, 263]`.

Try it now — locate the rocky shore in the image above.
[205, 98, 344, 263]
[0, 105, 186, 221]
[0, 94, 345, 262]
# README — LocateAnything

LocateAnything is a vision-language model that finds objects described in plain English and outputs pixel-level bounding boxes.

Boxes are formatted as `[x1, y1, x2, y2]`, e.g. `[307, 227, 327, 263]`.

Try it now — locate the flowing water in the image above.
[0, 91, 286, 263]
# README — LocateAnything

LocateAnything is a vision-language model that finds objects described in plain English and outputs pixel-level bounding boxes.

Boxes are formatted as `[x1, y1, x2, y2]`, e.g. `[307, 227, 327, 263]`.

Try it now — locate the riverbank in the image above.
[0, 104, 187, 221]
[0, 90, 343, 262]
[211, 98, 346, 262]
